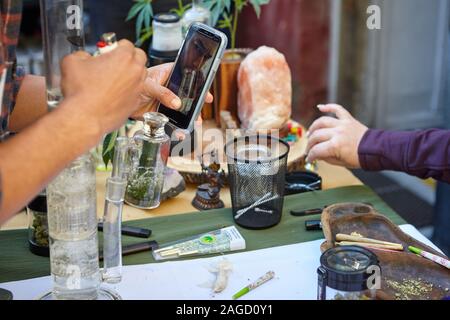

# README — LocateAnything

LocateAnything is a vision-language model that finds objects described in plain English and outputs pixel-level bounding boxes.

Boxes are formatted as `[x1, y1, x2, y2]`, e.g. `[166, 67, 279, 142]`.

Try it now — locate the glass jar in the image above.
[182, 0, 211, 36]
[27, 191, 49, 257]
[317, 246, 380, 300]
[149, 13, 183, 66]
[125, 112, 171, 209]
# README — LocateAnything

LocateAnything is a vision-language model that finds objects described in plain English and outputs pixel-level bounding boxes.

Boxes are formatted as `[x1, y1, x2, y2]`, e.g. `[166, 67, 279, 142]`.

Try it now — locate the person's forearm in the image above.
[0, 96, 101, 223]
[9, 75, 47, 132]
[358, 129, 450, 182]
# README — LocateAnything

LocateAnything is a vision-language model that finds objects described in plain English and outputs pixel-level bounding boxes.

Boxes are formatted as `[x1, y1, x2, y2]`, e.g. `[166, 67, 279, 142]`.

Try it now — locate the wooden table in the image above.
[0, 161, 362, 230]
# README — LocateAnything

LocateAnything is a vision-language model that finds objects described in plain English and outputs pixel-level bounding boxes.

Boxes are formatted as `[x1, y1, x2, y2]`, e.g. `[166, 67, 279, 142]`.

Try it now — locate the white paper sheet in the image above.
[0, 224, 442, 300]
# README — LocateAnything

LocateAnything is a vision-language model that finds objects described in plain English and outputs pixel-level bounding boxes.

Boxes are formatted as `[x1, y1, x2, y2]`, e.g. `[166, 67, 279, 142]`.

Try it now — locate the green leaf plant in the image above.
[126, 0, 270, 48]
[204, 0, 270, 49]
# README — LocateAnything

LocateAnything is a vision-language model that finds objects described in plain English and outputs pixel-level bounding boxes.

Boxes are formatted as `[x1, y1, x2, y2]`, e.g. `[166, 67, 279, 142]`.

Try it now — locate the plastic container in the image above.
[285, 171, 322, 195]
[317, 246, 380, 300]
[149, 13, 182, 66]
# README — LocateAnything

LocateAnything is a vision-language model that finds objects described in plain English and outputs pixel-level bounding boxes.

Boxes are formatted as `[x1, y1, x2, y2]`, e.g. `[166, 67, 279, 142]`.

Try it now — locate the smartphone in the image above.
[157, 23, 228, 131]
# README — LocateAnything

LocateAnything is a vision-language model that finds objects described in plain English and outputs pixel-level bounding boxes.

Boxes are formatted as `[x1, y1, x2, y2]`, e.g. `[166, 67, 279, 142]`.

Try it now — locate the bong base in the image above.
[38, 287, 121, 300]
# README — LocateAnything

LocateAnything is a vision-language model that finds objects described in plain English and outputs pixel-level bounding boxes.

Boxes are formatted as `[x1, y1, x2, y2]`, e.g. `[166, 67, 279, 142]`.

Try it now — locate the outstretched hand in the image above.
[305, 104, 368, 168]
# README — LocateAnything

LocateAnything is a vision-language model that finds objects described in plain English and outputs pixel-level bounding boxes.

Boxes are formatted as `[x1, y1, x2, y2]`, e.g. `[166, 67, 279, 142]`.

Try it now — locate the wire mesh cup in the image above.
[225, 135, 290, 229]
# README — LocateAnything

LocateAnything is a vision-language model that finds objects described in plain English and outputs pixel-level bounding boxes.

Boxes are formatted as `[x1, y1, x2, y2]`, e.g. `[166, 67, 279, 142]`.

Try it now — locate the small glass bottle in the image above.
[182, 0, 211, 36]
[125, 112, 170, 209]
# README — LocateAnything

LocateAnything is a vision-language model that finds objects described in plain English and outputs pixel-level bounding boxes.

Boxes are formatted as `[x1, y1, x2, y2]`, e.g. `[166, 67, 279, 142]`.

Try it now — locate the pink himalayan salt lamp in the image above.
[237, 46, 292, 130]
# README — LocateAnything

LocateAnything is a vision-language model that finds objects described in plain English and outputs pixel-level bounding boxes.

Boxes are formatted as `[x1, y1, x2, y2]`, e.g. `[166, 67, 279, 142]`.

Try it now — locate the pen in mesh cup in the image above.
[234, 193, 279, 219]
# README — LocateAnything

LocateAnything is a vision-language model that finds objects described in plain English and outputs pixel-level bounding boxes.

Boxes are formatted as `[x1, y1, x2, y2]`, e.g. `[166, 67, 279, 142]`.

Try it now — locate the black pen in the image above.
[99, 241, 159, 260]
[98, 222, 152, 238]
[291, 202, 374, 217]
[290, 206, 327, 217]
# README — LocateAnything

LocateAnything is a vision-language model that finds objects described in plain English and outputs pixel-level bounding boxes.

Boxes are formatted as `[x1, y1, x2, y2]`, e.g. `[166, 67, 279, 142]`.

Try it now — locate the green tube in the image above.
[232, 287, 250, 300]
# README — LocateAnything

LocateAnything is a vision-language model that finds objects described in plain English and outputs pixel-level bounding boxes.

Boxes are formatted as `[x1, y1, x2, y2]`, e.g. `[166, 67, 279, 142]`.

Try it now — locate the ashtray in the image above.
[285, 171, 322, 195]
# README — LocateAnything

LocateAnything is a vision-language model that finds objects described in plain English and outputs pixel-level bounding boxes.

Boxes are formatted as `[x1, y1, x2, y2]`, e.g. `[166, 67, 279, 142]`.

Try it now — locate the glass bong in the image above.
[39, 0, 120, 300]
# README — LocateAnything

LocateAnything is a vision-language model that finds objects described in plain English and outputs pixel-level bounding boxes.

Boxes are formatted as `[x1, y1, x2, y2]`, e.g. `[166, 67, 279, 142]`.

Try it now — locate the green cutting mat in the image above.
[0, 186, 405, 283]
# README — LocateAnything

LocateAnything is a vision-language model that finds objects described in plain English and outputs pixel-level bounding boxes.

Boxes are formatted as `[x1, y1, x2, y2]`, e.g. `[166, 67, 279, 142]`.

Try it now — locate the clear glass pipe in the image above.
[46, 154, 100, 300]
[102, 137, 132, 284]
[40, 0, 119, 300]
[40, 0, 85, 110]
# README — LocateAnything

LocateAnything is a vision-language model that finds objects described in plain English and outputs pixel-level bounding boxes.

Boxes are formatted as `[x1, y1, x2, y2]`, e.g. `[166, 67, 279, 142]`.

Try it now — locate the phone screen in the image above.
[158, 25, 222, 129]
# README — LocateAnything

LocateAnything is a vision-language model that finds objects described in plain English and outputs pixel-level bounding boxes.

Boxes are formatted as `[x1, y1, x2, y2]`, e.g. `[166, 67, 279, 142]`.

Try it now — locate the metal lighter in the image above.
[96, 32, 119, 55]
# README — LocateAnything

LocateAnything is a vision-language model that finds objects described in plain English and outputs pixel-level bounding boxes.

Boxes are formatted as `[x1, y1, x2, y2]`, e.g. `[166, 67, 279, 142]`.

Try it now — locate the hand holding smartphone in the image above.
[157, 23, 227, 132]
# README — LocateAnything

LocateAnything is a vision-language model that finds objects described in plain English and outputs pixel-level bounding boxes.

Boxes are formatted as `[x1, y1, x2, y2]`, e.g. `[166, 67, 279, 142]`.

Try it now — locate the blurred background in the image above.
[17, 0, 450, 253]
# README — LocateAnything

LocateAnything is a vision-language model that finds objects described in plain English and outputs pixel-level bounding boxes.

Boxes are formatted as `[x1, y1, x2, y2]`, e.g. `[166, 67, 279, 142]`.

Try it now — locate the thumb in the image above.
[144, 79, 181, 110]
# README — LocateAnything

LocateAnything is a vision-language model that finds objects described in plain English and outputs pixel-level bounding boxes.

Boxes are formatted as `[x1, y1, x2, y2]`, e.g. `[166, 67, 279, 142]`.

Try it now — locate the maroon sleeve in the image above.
[358, 128, 450, 183]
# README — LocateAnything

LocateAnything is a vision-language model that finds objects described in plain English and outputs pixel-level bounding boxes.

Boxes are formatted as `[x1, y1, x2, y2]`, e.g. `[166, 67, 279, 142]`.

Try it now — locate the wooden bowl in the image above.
[321, 203, 450, 300]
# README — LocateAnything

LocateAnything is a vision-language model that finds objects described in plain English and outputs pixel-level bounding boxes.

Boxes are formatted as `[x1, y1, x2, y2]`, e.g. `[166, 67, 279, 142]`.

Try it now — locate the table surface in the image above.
[0, 185, 403, 283]
[3, 224, 432, 300]
[0, 161, 362, 231]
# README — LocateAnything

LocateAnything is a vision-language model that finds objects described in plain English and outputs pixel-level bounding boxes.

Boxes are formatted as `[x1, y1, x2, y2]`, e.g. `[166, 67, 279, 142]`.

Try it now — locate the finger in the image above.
[306, 141, 335, 163]
[157, 63, 173, 84]
[317, 103, 351, 120]
[147, 63, 173, 80]
[205, 92, 213, 104]
[71, 50, 91, 60]
[306, 128, 334, 153]
[196, 116, 203, 126]
[157, 62, 174, 72]
[114, 40, 136, 60]
[308, 116, 339, 135]
[134, 48, 148, 67]
[144, 79, 181, 109]
[175, 131, 186, 141]
[117, 39, 135, 50]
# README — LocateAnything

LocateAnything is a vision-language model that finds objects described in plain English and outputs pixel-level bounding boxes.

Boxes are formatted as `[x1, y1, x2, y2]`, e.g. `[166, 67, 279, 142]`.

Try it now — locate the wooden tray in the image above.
[320, 203, 450, 300]
[167, 120, 308, 184]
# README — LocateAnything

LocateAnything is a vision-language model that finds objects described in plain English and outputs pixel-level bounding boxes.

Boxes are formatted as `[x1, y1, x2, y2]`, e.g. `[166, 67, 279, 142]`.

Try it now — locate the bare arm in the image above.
[0, 40, 148, 224]
[0, 96, 101, 223]
[9, 75, 47, 132]
[0, 40, 206, 223]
